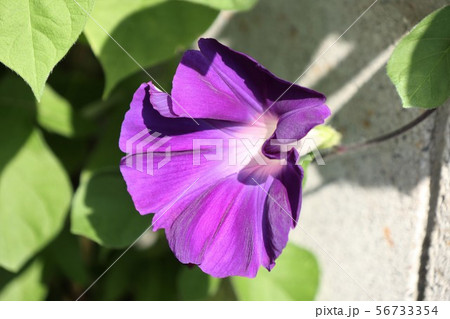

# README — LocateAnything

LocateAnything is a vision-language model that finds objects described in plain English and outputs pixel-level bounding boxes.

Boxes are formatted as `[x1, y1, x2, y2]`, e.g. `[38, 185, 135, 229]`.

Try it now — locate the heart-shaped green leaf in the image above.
[387, 6, 450, 108]
[0, 0, 94, 100]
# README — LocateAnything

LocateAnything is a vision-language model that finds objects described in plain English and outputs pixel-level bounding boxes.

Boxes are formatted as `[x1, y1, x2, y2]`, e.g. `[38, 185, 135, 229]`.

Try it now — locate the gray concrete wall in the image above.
[208, 0, 450, 300]
[422, 105, 450, 300]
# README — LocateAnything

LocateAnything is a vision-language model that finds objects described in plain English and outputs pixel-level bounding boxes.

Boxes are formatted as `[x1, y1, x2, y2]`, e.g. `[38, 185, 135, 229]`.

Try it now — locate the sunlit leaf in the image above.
[0, 0, 94, 100]
[0, 260, 46, 301]
[231, 244, 320, 300]
[387, 6, 450, 108]
[84, 0, 218, 97]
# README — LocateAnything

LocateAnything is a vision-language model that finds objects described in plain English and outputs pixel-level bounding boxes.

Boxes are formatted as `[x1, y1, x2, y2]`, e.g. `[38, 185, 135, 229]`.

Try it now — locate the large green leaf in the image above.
[180, 0, 258, 10]
[231, 244, 320, 301]
[0, 76, 72, 272]
[0, 129, 72, 272]
[71, 169, 151, 248]
[387, 6, 450, 108]
[0, 0, 95, 100]
[84, 0, 218, 97]
[0, 260, 47, 301]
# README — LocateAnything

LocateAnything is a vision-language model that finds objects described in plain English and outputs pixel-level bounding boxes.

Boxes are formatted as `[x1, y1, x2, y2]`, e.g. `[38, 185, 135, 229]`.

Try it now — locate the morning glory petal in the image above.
[198, 38, 327, 115]
[119, 38, 330, 278]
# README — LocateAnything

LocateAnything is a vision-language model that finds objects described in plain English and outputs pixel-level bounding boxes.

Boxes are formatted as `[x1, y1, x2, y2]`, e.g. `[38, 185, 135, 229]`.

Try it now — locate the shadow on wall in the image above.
[219, 0, 447, 193]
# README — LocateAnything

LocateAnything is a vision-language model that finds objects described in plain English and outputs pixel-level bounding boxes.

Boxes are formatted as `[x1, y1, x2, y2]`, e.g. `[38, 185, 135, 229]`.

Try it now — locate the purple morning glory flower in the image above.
[119, 38, 330, 278]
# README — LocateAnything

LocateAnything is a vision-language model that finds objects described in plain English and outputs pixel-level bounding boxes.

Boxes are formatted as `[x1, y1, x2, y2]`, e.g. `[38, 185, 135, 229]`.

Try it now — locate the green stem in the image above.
[322, 109, 436, 160]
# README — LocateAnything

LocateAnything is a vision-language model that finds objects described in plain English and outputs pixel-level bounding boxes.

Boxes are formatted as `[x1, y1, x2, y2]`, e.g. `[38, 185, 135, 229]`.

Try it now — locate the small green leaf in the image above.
[84, 0, 218, 97]
[71, 169, 152, 248]
[0, 0, 95, 100]
[38, 86, 95, 137]
[0, 76, 72, 272]
[231, 244, 320, 301]
[0, 260, 47, 301]
[387, 6, 450, 108]
[180, 0, 258, 10]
